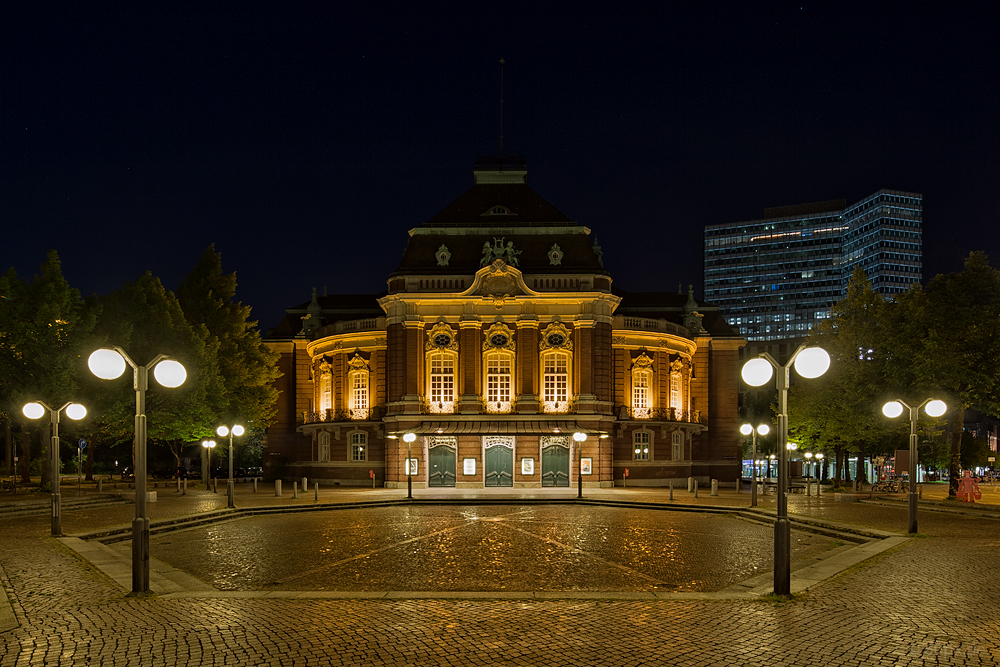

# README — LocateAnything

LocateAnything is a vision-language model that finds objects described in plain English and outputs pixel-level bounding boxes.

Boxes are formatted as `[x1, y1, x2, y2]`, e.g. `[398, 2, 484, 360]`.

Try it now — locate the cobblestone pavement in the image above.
[1, 483, 999, 665]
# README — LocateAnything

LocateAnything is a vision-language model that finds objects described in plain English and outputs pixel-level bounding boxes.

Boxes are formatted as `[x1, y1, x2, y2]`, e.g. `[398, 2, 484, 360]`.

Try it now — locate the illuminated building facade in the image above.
[704, 190, 922, 342]
[264, 156, 745, 489]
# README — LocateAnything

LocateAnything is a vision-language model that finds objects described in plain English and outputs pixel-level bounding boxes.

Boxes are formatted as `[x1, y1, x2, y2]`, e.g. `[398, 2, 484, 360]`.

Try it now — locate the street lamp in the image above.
[202, 440, 217, 490]
[574, 431, 587, 498]
[22, 401, 87, 536]
[742, 344, 830, 597]
[216, 424, 245, 509]
[815, 452, 825, 486]
[882, 398, 947, 534]
[403, 432, 416, 499]
[740, 423, 770, 507]
[88, 347, 186, 595]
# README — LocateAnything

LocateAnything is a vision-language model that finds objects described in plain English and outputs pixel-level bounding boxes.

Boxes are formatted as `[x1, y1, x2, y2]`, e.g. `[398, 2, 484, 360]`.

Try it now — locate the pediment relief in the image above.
[463, 259, 539, 310]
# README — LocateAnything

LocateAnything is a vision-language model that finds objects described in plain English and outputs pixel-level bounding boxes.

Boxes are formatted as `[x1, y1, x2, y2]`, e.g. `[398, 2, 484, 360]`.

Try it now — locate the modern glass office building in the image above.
[704, 189, 922, 342]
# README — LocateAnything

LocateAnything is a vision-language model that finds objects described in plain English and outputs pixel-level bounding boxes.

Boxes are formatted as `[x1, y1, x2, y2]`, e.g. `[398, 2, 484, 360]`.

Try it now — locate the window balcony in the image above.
[541, 399, 576, 414]
[483, 401, 514, 414]
[617, 406, 705, 424]
[421, 399, 456, 415]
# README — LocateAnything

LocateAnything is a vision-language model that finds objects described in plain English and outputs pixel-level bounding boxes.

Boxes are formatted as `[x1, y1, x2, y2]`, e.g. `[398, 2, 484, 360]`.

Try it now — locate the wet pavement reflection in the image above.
[139, 505, 839, 592]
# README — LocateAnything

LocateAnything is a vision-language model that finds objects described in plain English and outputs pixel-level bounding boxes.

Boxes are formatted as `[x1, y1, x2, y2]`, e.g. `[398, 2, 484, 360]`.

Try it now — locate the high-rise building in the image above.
[704, 189, 922, 342]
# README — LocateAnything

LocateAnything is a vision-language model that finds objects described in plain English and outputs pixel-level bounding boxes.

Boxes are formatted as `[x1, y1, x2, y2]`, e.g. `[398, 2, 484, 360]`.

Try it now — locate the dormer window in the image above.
[483, 205, 515, 216]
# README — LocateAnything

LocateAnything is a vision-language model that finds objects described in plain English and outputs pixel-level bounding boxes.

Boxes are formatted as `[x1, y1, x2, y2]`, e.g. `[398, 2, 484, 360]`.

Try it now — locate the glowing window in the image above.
[633, 431, 651, 461]
[351, 432, 367, 461]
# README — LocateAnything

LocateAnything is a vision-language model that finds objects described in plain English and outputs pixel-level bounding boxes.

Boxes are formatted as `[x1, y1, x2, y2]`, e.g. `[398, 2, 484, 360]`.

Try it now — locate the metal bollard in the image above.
[293, 481, 298, 499]
[176, 477, 181, 493]
[711, 479, 718, 496]
[688, 476, 694, 493]
[314, 481, 319, 502]
[669, 480, 673, 501]
[694, 480, 699, 498]
[275, 479, 282, 497]
[736, 477, 741, 494]
[807, 478, 812, 497]
[253, 478, 258, 493]
[213, 478, 217, 493]
[97, 479, 103, 493]
[183, 478, 187, 496]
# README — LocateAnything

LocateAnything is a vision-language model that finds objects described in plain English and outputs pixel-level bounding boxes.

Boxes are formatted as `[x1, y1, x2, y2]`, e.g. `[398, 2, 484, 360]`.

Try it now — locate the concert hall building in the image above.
[262, 156, 745, 490]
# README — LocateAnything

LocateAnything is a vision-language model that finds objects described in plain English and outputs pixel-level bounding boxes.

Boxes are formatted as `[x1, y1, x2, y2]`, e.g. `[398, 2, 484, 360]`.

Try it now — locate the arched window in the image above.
[425, 323, 458, 414]
[633, 430, 651, 461]
[319, 432, 330, 462]
[539, 322, 573, 413]
[631, 354, 654, 419]
[348, 353, 370, 420]
[317, 361, 332, 420]
[483, 324, 515, 414]
[350, 431, 367, 461]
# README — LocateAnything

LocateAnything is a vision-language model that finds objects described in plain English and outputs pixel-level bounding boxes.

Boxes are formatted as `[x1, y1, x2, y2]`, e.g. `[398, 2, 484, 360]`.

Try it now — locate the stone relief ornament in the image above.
[435, 244, 452, 267]
[477, 259, 522, 310]
[548, 243, 564, 266]
[425, 322, 459, 351]
[482, 322, 515, 352]
[480, 237, 522, 267]
[631, 352, 654, 371]
[347, 352, 370, 372]
[539, 321, 573, 352]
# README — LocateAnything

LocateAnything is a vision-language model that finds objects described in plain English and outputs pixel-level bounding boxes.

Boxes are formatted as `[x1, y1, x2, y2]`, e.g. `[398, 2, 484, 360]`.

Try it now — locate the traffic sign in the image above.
[78, 439, 87, 450]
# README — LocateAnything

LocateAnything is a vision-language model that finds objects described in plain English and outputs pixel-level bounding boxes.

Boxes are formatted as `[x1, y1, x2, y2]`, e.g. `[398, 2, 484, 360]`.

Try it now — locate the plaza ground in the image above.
[1, 480, 999, 665]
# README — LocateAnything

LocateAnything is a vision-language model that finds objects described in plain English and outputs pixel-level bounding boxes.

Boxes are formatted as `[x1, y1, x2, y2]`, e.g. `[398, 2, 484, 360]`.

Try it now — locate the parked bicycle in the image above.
[872, 478, 908, 493]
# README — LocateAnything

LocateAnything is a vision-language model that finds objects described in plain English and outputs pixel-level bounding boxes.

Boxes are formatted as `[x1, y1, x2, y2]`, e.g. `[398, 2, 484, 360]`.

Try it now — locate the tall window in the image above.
[486, 353, 512, 410]
[670, 372, 681, 413]
[351, 432, 367, 461]
[350, 371, 369, 419]
[631, 354, 654, 419]
[672, 432, 683, 461]
[429, 352, 455, 413]
[542, 352, 569, 410]
[319, 432, 330, 462]
[319, 373, 332, 417]
[633, 430, 651, 460]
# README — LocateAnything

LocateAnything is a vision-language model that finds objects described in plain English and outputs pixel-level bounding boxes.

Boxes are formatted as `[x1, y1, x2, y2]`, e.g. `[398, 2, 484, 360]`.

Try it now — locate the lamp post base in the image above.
[228, 480, 235, 509]
[131, 516, 150, 594]
[774, 517, 791, 596]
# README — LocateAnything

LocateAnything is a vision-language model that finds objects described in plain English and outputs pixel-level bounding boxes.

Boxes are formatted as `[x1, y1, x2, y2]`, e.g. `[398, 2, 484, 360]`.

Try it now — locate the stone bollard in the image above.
[275, 479, 282, 497]
[711, 479, 718, 496]
[736, 477, 742, 493]
[97, 479, 103, 493]
[213, 478, 217, 493]
[293, 481, 298, 499]
[688, 476, 694, 493]
[253, 478, 258, 493]
[694, 480, 699, 498]
[176, 477, 181, 493]
[314, 481, 319, 502]
[669, 480, 673, 501]
[183, 478, 187, 496]
[302, 477, 308, 492]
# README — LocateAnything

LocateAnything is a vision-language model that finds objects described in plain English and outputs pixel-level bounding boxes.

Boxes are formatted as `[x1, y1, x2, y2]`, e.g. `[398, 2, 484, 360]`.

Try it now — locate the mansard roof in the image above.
[424, 183, 575, 227]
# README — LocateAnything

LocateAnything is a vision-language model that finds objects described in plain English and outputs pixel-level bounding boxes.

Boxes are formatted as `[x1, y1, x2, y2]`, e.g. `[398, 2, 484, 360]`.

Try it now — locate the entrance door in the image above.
[428, 444, 456, 487]
[484, 445, 513, 487]
[541, 441, 570, 487]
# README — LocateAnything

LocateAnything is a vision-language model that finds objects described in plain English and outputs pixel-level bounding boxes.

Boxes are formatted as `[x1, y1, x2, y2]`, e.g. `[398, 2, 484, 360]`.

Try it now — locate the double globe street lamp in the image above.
[202, 439, 217, 490]
[741, 344, 830, 597]
[88, 347, 186, 595]
[216, 424, 245, 509]
[882, 398, 947, 534]
[22, 401, 87, 536]
[740, 422, 770, 508]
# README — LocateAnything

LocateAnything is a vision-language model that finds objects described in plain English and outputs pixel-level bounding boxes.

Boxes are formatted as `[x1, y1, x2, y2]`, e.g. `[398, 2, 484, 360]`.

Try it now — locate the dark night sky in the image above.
[3, 3, 998, 333]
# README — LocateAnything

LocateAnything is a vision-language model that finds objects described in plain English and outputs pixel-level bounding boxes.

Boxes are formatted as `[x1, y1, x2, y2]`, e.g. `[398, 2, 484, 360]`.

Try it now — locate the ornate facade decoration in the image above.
[539, 321, 573, 352]
[347, 352, 370, 372]
[483, 435, 515, 449]
[540, 435, 570, 448]
[547, 243, 564, 266]
[428, 435, 457, 448]
[477, 259, 523, 310]
[480, 237, 522, 267]
[631, 352, 654, 371]
[435, 244, 452, 267]
[482, 322, 516, 352]
[425, 322, 459, 351]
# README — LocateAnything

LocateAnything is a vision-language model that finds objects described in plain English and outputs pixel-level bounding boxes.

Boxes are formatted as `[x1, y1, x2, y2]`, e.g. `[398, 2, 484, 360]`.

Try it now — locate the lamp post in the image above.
[403, 432, 416, 499]
[574, 431, 587, 498]
[815, 452, 825, 487]
[89, 347, 186, 595]
[216, 425, 244, 509]
[202, 440, 216, 490]
[882, 398, 947, 534]
[22, 401, 87, 536]
[740, 423, 770, 507]
[742, 344, 830, 597]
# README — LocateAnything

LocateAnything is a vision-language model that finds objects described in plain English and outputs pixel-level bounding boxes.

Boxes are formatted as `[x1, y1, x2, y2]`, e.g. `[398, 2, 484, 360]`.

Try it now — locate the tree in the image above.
[176, 245, 280, 430]
[0, 251, 95, 486]
[906, 252, 1000, 496]
[788, 268, 904, 485]
[86, 271, 224, 469]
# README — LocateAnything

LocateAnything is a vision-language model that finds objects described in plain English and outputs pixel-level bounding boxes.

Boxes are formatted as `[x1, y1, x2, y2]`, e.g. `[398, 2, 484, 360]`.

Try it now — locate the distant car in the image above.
[120, 467, 134, 480]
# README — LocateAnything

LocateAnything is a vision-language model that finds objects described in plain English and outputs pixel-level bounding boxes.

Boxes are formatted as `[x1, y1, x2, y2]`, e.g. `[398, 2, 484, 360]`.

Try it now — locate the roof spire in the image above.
[499, 57, 505, 165]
